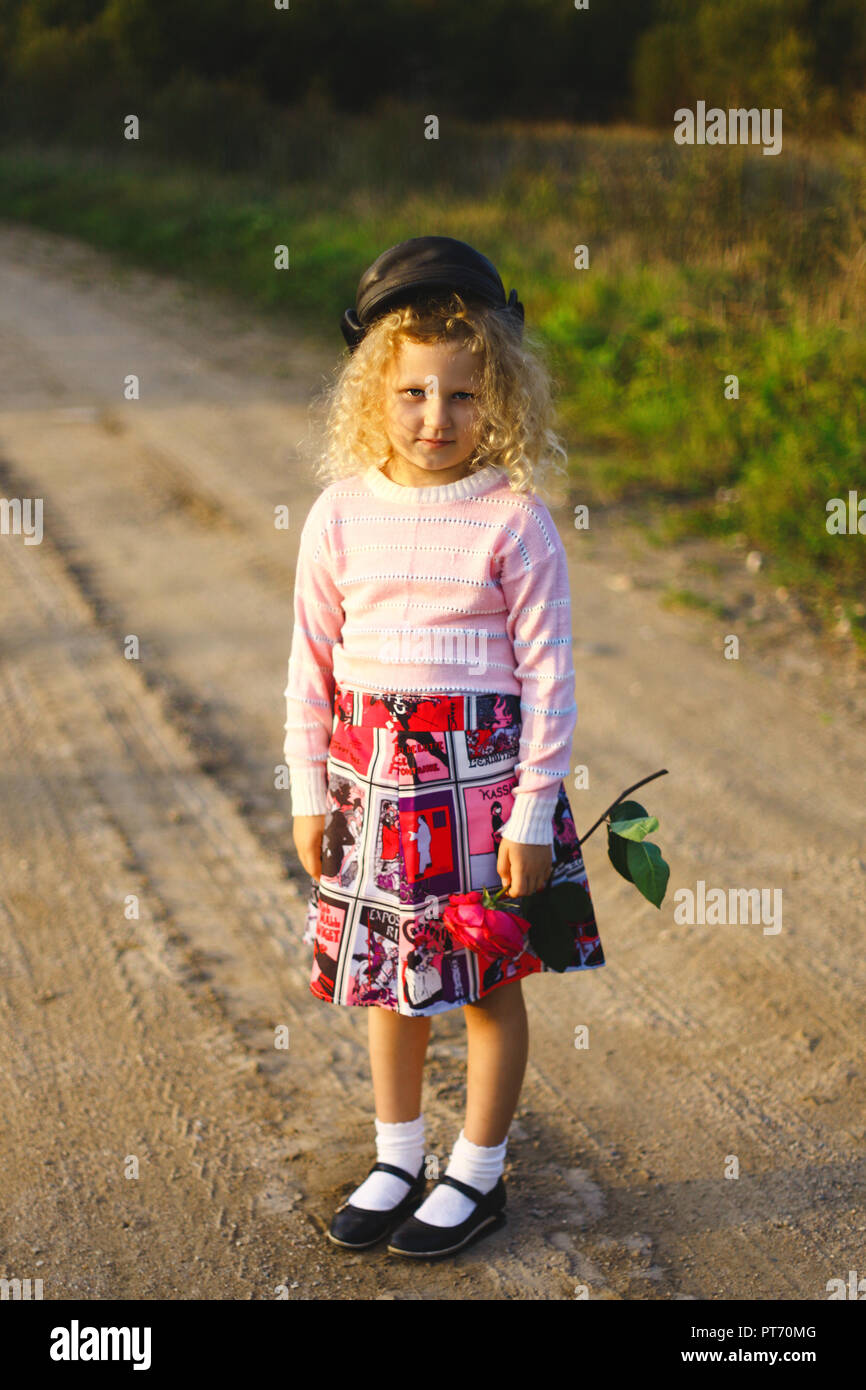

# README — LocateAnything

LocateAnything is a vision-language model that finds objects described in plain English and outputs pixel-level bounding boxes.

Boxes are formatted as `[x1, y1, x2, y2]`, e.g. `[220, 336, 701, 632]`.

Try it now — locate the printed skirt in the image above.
[303, 684, 605, 1017]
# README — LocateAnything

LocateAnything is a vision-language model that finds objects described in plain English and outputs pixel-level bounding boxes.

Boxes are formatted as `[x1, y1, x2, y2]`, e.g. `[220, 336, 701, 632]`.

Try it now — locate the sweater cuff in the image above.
[498, 785, 562, 845]
[290, 765, 329, 818]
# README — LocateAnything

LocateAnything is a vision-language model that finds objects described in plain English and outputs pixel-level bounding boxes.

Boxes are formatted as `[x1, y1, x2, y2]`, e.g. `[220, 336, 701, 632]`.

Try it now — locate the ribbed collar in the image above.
[364, 458, 504, 504]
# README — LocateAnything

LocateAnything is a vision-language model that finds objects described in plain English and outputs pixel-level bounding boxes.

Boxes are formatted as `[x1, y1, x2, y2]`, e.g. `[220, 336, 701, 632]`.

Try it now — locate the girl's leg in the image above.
[463, 977, 529, 1145]
[368, 1005, 432, 1121]
[340, 1007, 432, 1213]
[404, 979, 527, 1227]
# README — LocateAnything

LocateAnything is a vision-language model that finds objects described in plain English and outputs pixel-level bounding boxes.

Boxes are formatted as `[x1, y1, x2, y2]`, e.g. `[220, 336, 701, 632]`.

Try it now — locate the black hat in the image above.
[340, 236, 524, 350]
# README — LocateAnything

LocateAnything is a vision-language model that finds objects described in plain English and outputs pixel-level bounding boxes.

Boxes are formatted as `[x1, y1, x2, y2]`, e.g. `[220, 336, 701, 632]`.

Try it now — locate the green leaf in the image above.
[527, 916, 575, 972]
[609, 814, 659, 841]
[550, 879, 594, 925]
[608, 831, 632, 881]
[607, 799, 649, 882]
[522, 879, 594, 971]
[624, 839, 670, 907]
[608, 798, 649, 821]
[514, 877, 550, 921]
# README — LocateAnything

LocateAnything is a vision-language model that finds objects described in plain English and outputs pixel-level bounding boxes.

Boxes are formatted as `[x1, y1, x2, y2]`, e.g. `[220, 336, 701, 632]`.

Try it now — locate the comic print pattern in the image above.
[303, 685, 605, 1016]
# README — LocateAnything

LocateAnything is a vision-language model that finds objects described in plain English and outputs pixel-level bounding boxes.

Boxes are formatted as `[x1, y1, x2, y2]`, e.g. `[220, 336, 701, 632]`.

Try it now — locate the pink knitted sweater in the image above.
[282, 459, 578, 844]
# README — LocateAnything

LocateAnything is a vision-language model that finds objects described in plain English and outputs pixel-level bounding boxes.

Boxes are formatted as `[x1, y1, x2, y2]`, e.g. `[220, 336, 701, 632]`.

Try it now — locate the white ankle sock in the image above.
[348, 1114, 426, 1211]
[412, 1128, 507, 1227]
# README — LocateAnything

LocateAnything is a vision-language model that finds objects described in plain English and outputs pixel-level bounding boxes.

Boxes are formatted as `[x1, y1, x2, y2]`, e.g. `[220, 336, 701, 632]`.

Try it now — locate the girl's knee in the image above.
[466, 978, 524, 1014]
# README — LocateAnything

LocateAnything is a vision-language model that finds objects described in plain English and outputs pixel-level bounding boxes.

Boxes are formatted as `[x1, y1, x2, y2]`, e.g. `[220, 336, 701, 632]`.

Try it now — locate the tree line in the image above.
[0, 0, 863, 138]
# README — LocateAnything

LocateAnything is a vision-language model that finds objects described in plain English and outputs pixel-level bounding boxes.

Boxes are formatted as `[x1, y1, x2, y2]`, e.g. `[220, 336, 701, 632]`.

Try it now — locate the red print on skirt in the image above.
[303, 684, 605, 1017]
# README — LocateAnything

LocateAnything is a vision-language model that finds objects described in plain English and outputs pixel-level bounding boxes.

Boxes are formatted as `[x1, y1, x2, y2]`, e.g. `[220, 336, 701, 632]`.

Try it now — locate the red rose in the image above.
[442, 890, 531, 959]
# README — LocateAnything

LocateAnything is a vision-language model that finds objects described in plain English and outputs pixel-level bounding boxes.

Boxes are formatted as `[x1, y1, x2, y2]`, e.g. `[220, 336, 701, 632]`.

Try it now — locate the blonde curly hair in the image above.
[302, 290, 568, 496]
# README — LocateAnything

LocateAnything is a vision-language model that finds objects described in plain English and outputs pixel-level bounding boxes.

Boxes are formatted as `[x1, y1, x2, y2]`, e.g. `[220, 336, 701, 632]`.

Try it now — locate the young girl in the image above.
[283, 236, 605, 1259]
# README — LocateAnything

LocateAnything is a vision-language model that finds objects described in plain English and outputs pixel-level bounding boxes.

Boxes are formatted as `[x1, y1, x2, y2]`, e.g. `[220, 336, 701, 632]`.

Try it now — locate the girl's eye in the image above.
[403, 388, 474, 399]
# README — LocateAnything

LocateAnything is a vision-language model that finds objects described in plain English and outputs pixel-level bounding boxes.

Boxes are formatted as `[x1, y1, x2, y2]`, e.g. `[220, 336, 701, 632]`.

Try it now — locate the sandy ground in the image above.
[0, 221, 864, 1302]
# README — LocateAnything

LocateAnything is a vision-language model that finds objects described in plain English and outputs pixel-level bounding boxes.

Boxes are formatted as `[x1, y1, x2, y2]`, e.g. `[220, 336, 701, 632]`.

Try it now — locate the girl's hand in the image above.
[293, 814, 326, 881]
[496, 837, 553, 900]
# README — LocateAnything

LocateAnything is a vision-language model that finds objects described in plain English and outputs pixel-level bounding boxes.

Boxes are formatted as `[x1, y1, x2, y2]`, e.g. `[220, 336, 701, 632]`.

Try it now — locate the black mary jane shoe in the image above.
[386, 1173, 507, 1259]
[327, 1160, 428, 1250]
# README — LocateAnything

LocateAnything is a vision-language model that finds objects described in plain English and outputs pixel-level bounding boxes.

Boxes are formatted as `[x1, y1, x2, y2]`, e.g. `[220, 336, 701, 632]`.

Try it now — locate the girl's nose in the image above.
[423, 394, 452, 425]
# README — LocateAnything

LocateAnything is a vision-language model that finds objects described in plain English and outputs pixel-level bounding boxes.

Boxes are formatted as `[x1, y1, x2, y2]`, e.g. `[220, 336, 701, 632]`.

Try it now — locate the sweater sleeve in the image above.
[282, 494, 344, 817]
[495, 508, 577, 845]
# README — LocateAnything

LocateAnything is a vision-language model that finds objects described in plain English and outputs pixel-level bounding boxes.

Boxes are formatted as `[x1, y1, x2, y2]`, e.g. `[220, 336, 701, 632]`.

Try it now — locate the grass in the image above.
[660, 588, 728, 620]
[0, 111, 864, 653]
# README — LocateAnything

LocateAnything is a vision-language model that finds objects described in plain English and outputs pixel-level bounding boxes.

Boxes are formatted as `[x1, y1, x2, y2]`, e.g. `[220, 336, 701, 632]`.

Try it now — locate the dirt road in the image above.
[1, 221, 864, 1301]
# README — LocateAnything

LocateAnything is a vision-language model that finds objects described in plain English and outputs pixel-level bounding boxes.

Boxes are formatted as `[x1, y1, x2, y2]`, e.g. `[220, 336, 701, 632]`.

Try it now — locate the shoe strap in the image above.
[437, 1173, 487, 1204]
[368, 1160, 419, 1185]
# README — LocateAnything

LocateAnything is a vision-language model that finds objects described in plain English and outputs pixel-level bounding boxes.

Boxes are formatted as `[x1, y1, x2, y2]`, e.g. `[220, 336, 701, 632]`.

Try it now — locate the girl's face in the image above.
[381, 338, 484, 485]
